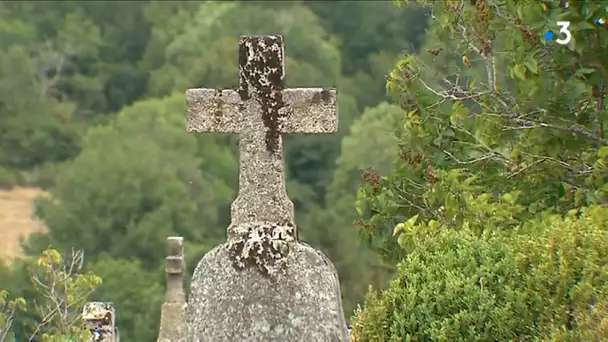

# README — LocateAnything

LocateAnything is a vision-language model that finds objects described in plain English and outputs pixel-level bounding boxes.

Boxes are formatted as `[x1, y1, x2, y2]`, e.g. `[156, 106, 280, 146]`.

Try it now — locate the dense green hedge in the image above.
[510, 206, 608, 341]
[351, 206, 608, 341]
[350, 229, 537, 341]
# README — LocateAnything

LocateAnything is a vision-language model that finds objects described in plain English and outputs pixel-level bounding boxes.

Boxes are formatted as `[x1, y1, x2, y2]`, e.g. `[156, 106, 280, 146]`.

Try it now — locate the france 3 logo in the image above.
[542, 1, 606, 45]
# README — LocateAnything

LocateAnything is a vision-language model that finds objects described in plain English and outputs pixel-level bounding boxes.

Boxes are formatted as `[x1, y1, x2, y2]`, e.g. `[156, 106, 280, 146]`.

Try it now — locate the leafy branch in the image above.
[0, 248, 101, 342]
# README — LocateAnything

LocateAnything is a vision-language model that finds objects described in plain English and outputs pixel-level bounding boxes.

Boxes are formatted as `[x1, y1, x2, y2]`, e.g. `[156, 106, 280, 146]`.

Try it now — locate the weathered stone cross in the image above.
[187, 35, 337, 239]
[185, 35, 347, 341]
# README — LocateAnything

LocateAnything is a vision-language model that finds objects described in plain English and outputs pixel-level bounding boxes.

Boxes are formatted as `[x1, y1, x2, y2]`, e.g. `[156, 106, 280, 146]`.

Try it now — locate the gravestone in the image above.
[82, 302, 119, 342]
[157, 237, 187, 342]
[186, 35, 348, 341]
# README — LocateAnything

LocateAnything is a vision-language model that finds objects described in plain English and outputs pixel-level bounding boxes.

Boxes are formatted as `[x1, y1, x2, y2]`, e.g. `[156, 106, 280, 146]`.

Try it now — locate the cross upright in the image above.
[187, 35, 337, 238]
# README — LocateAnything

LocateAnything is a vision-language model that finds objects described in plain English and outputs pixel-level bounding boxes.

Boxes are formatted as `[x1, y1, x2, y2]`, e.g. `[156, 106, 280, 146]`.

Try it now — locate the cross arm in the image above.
[278, 88, 338, 134]
[187, 88, 244, 133]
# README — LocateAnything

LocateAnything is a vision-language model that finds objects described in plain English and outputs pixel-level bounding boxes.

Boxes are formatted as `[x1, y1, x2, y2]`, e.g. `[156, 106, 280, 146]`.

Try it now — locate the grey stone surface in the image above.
[83, 302, 118, 342]
[186, 35, 347, 341]
[157, 237, 187, 342]
[188, 242, 347, 341]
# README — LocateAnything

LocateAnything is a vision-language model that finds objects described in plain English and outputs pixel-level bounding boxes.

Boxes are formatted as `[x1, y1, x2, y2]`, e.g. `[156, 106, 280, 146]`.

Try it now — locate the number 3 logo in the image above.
[556, 21, 572, 45]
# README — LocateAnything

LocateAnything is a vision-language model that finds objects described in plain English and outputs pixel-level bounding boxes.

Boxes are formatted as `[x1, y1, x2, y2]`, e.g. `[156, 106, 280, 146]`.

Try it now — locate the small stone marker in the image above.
[186, 35, 348, 341]
[83, 302, 117, 342]
[157, 237, 187, 342]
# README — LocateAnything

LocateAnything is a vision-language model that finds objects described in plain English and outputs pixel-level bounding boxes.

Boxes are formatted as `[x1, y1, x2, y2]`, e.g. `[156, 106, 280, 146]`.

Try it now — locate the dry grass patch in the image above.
[0, 187, 47, 262]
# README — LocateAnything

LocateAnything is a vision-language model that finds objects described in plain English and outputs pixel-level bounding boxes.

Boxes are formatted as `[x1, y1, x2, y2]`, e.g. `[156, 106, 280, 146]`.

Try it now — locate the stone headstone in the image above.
[83, 302, 117, 342]
[186, 35, 348, 341]
[157, 237, 187, 342]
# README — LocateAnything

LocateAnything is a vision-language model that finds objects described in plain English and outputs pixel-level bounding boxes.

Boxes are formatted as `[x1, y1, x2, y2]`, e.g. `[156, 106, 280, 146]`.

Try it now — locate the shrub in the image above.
[0, 167, 18, 189]
[350, 229, 537, 341]
[509, 206, 608, 341]
[351, 206, 608, 341]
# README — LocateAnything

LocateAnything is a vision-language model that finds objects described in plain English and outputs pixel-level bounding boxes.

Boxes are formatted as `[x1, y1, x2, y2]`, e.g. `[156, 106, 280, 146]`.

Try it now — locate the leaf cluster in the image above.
[360, 0, 608, 263]
[1, 249, 100, 341]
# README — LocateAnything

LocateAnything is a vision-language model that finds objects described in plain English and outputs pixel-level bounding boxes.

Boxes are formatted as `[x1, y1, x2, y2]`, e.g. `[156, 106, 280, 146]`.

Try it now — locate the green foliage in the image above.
[300, 102, 411, 314]
[352, 0, 608, 340]
[29, 249, 100, 341]
[0, 167, 18, 189]
[508, 205, 608, 340]
[330, 102, 406, 202]
[359, 166, 527, 262]
[360, 0, 608, 261]
[143, 2, 342, 96]
[29, 93, 230, 268]
[352, 206, 608, 340]
[306, 1, 427, 76]
[89, 257, 163, 342]
[2, 1, 151, 116]
[305, 1, 429, 109]
[1, 248, 100, 341]
[0, 290, 26, 341]
[0, 43, 81, 171]
[350, 229, 535, 341]
[0, 1, 155, 177]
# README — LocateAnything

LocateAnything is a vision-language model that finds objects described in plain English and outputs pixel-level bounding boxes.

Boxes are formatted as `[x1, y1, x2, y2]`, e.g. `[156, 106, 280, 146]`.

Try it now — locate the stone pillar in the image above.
[157, 236, 187, 342]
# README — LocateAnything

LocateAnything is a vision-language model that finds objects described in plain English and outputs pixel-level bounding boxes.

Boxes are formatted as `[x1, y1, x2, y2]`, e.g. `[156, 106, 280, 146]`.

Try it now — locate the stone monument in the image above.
[185, 35, 348, 341]
[157, 237, 187, 342]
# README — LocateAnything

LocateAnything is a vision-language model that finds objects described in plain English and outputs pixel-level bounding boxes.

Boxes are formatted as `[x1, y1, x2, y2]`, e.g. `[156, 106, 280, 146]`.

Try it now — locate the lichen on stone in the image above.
[228, 222, 295, 277]
[237, 35, 286, 154]
[311, 89, 332, 105]
[212, 89, 224, 123]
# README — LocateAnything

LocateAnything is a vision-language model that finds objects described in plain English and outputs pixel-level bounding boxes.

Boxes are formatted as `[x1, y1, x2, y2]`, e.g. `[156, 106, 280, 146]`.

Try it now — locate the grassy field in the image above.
[0, 187, 47, 262]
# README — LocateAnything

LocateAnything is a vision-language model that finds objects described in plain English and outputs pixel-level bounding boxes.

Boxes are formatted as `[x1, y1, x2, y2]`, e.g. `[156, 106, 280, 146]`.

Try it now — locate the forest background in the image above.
[0, 1, 428, 340]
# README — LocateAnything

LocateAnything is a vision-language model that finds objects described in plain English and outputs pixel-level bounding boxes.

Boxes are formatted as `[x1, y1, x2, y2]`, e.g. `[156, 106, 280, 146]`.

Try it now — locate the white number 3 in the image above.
[556, 21, 572, 45]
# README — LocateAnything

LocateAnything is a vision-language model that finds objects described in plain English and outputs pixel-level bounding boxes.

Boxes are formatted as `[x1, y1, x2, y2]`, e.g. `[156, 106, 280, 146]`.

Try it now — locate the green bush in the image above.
[350, 229, 537, 341]
[351, 206, 608, 341]
[509, 206, 608, 341]
[19, 162, 63, 189]
[0, 167, 18, 189]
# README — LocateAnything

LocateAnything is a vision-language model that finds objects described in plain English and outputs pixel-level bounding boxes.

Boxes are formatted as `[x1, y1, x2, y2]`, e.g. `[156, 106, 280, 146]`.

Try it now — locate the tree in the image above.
[28, 93, 233, 269]
[89, 257, 163, 342]
[305, 1, 429, 110]
[351, 0, 608, 339]
[0, 22, 82, 173]
[357, 0, 608, 261]
[1, 1, 153, 116]
[0, 249, 101, 341]
[300, 103, 409, 314]
[329, 103, 407, 201]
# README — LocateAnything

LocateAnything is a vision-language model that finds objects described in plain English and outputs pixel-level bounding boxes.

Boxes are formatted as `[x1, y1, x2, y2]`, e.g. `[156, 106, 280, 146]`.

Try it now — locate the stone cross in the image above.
[83, 302, 118, 342]
[157, 237, 187, 342]
[186, 35, 347, 342]
[187, 35, 337, 237]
